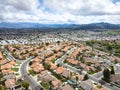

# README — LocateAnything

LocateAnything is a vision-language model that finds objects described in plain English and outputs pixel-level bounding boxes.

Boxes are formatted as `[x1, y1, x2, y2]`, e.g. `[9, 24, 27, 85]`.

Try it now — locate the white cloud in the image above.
[1, 0, 39, 11]
[44, 0, 120, 15]
[0, 0, 120, 24]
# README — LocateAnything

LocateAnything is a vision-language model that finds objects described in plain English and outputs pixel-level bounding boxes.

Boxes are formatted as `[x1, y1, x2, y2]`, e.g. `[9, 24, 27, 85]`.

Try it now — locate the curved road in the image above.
[2, 47, 43, 89]
[20, 57, 43, 90]
[20, 45, 58, 90]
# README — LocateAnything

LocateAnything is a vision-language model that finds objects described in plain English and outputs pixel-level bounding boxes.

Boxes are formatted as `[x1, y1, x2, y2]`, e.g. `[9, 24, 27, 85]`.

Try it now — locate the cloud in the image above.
[1, 0, 39, 11]
[0, 0, 120, 24]
[44, 0, 120, 15]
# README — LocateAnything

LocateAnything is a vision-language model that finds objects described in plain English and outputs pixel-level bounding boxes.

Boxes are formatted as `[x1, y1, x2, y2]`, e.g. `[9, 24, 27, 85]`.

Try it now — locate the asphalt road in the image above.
[92, 71, 103, 79]
[3, 45, 120, 90]
[20, 58, 43, 90]
[20, 45, 58, 90]
[55, 47, 77, 65]
[64, 63, 120, 90]
[4, 47, 42, 90]
[63, 64, 80, 73]
[3, 48, 26, 63]
[2, 48, 43, 90]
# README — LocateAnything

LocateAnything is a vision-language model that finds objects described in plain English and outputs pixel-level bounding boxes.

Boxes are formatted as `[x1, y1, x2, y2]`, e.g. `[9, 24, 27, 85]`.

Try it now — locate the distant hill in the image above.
[0, 22, 74, 28]
[0, 22, 120, 30]
[71, 22, 120, 30]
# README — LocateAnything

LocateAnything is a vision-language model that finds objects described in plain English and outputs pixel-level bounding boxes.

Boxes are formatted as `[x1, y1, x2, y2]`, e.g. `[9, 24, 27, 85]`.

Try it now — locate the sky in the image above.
[0, 0, 120, 24]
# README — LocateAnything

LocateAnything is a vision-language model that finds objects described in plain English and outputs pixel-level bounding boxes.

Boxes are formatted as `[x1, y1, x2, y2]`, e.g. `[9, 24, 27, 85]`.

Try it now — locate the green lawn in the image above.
[12, 68, 19, 72]
[28, 69, 36, 76]
[52, 60, 55, 63]
[40, 82, 50, 90]
[88, 71, 97, 74]
[15, 73, 19, 76]
[16, 62, 21, 64]
[97, 85, 102, 89]
[52, 72, 66, 82]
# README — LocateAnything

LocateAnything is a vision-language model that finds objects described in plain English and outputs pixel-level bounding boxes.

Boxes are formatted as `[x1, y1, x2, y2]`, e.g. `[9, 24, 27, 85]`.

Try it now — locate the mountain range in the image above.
[0, 22, 120, 30]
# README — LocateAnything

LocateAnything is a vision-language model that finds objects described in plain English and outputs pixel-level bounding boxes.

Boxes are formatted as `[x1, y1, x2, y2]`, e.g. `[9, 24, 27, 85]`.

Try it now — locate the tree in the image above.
[0, 73, 3, 85]
[103, 68, 110, 79]
[29, 61, 33, 66]
[86, 41, 94, 46]
[80, 57, 85, 63]
[70, 72, 73, 78]
[76, 76, 79, 82]
[107, 45, 112, 51]
[75, 76, 79, 86]
[83, 74, 89, 80]
[13, 49, 16, 52]
[25, 50, 28, 54]
[110, 66, 115, 75]
[103, 68, 111, 82]
[22, 82, 29, 90]
[57, 41, 60, 44]
[34, 53, 38, 57]
[46, 42, 49, 46]
[53, 50, 57, 53]
[29, 53, 33, 56]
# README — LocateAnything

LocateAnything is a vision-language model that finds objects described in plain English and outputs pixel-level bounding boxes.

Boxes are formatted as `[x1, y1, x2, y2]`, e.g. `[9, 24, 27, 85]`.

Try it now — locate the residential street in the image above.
[55, 47, 77, 65]
[20, 58, 43, 90]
